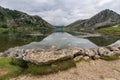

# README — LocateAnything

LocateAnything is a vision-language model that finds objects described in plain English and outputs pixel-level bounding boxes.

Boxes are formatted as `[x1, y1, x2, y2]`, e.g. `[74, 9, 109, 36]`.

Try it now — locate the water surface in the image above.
[0, 32, 120, 52]
[18, 32, 98, 49]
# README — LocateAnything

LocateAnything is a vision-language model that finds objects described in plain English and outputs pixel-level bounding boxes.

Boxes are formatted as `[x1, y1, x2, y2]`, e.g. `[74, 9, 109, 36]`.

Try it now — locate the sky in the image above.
[0, 0, 120, 26]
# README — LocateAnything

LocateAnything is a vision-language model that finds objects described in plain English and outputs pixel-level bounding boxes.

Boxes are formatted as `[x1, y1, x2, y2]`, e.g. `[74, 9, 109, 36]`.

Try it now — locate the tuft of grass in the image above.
[100, 55, 119, 61]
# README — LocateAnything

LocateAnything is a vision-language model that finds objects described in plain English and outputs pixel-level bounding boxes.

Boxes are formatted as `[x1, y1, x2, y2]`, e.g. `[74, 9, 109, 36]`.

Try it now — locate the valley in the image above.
[0, 4, 120, 80]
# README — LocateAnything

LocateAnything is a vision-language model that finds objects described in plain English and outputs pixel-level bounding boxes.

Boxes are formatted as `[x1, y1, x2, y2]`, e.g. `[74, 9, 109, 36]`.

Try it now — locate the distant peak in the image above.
[100, 9, 115, 13]
[103, 9, 111, 11]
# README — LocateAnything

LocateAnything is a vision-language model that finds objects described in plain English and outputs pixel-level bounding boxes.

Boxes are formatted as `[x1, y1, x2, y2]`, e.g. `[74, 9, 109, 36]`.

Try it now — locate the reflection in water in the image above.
[17, 32, 98, 49]
[0, 33, 45, 52]
[86, 35, 120, 46]
[0, 32, 120, 52]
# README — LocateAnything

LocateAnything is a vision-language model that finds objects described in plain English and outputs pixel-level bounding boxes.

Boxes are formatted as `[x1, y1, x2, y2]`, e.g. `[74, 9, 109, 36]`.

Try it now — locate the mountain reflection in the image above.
[18, 32, 98, 49]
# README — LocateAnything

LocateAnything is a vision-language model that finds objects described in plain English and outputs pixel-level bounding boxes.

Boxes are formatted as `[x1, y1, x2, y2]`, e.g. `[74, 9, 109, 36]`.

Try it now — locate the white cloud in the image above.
[0, 0, 120, 26]
[98, 0, 113, 6]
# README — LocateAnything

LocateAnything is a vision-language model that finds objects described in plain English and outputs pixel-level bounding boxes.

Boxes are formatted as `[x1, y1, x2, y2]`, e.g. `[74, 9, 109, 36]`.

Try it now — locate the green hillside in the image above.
[0, 6, 55, 35]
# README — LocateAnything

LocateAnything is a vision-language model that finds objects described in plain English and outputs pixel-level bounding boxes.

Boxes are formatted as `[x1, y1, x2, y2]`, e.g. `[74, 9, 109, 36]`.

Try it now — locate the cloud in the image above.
[0, 0, 120, 26]
[98, 0, 113, 6]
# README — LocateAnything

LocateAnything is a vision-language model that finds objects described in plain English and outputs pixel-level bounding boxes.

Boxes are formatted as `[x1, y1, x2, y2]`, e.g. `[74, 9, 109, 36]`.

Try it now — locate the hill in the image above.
[0, 6, 55, 34]
[65, 9, 120, 31]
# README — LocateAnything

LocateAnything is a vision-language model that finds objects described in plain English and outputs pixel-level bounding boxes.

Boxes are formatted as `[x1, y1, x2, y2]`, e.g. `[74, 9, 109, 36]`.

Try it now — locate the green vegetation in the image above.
[27, 59, 76, 75]
[0, 58, 76, 79]
[0, 58, 25, 80]
[98, 25, 120, 35]
[100, 55, 119, 61]
[0, 28, 9, 33]
[0, 6, 54, 34]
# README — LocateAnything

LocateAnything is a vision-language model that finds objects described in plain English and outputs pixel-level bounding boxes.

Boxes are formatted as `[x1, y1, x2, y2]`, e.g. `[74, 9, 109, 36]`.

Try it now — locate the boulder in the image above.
[23, 49, 73, 65]
[73, 55, 83, 62]
[113, 51, 120, 56]
[106, 46, 120, 51]
[0, 52, 5, 57]
[83, 56, 90, 60]
[84, 49, 96, 57]
[94, 55, 100, 59]
[69, 47, 85, 58]
[98, 47, 114, 56]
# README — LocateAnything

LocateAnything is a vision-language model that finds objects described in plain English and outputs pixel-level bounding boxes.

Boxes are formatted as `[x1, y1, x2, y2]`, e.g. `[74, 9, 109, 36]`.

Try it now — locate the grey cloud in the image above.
[0, 0, 120, 26]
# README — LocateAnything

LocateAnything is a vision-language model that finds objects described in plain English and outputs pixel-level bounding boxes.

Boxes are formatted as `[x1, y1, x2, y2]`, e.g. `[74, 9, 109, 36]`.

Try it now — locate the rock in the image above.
[84, 49, 96, 57]
[73, 55, 83, 62]
[98, 47, 113, 56]
[0, 52, 4, 57]
[3, 44, 120, 65]
[94, 55, 100, 59]
[70, 47, 85, 58]
[106, 46, 120, 51]
[91, 48, 99, 55]
[23, 49, 73, 65]
[113, 51, 120, 56]
[83, 56, 90, 60]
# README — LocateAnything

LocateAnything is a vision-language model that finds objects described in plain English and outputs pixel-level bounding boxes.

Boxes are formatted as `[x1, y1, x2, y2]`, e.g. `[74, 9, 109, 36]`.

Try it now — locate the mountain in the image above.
[0, 6, 55, 34]
[65, 9, 120, 31]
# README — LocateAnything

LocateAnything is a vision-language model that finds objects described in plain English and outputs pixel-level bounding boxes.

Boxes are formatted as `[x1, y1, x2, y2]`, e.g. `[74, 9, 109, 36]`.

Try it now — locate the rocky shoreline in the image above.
[0, 41, 120, 65]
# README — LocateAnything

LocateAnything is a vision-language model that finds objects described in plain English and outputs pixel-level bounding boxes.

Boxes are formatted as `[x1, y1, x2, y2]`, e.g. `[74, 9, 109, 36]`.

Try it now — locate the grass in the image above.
[0, 28, 9, 33]
[0, 58, 25, 80]
[0, 58, 76, 79]
[98, 25, 120, 35]
[27, 59, 76, 75]
[100, 55, 119, 61]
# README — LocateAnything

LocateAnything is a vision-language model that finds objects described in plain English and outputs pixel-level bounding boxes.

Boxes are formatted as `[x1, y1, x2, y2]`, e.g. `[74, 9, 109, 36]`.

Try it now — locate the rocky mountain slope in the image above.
[0, 6, 55, 34]
[65, 9, 120, 31]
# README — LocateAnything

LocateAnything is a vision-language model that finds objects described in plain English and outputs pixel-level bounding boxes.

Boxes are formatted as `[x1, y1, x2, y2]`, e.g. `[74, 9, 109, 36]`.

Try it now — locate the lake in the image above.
[0, 31, 120, 52]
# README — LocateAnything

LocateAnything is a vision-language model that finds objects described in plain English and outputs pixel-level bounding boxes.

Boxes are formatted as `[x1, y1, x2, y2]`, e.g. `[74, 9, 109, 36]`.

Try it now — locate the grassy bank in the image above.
[0, 58, 25, 80]
[0, 58, 76, 80]
[100, 55, 119, 61]
[0, 55, 119, 79]
[98, 25, 120, 35]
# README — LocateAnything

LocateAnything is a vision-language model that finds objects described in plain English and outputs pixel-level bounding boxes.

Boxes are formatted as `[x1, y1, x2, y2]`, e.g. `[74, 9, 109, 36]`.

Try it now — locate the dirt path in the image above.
[11, 59, 120, 80]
